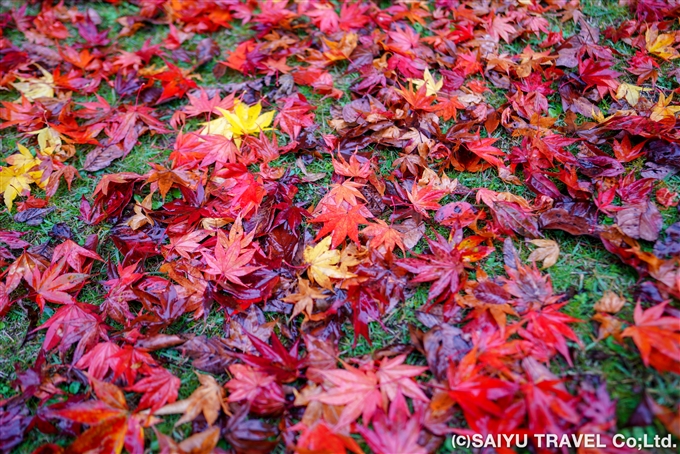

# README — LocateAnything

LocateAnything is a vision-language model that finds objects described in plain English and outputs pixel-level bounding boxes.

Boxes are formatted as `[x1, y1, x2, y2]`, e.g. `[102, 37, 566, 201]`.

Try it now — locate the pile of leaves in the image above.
[0, 0, 679, 452]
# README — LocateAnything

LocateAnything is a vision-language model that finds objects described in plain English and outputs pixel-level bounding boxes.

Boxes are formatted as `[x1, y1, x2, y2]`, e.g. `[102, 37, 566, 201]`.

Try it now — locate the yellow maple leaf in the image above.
[303, 236, 356, 290]
[0, 145, 45, 210]
[221, 101, 274, 137]
[11, 65, 55, 101]
[614, 83, 648, 107]
[650, 93, 680, 122]
[323, 32, 358, 62]
[646, 28, 679, 60]
[408, 68, 443, 97]
[198, 100, 274, 145]
[30, 127, 61, 155]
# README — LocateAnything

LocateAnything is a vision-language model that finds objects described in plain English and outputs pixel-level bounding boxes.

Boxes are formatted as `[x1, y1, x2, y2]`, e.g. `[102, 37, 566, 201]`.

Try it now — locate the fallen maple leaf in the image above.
[398, 233, 466, 304]
[282, 278, 328, 320]
[650, 93, 680, 122]
[614, 83, 648, 107]
[26, 260, 89, 309]
[362, 219, 406, 253]
[295, 421, 364, 454]
[303, 236, 357, 290]
[11, 65, 55, 100]
[154, 426, 220, 454]
[51, 377, 153, 454]
[408, 68, 442, 97]
[201, 231, 260, 286]
[127, 366, 180, 412]
[154, 372, 229, 426]
[593, 291, 626, 314]
[224, 364, 285, 415]
[199, 100, 274, 145]
[0, 145, 46, 210]
[356, 394, 426, 454]
[310, 203, 372, 249]
[622, 302, 680, 375]
[527, 239, 560, 269]
[313, 355, 427, 428]
[488, 14, 517, 43]
[645, 27, 680, 60]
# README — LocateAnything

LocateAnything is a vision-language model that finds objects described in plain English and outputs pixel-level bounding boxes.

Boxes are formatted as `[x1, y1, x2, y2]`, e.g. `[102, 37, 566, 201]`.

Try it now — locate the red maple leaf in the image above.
[25, 261, 89, 309]
[310, 203, 373, 249]
[274, 94, 316, 140]
[447, 350, 518, 431]
[127, 365, 180, 412]
[51, 377, 148, 454]
[201, 231, 260, 286]
[518, 303, 583, 366]
[150, 61, 198, 104]
[75, 341, 122, 380]
[236, 332, 304, 383]
[225, 364, 286, 415]
[397, 82, 436, 111]
[356, 394, 426, 454]
[314, 355, 427, 428]
[465, 137, 506, 169]
[578, 58, 621, 97]
[295, 421, 363, 454]
[398, 233, 466, 304]
[38, 302, 107, 362]
[622, 302, 680, 374]
[407, 183, 446, 217]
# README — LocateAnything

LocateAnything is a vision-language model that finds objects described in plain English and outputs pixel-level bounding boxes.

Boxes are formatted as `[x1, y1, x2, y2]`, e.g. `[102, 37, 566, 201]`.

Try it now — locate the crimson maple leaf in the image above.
[75, 341, 121, 380]
[578, 58, 621, 97]
[150, 61, 198, 104]
[465, 137, 506, 169]
[127, 365, 180, 412]
[25, 260, 89, 310]
[109, 345, 158, 386]
[447, 350, 518, 431]
[519, 303, 583, 366]
[407, 183, 446, 217]
[522, 357, 581, 437]
[295, 421, 363, 454]
[38, 303, 107, 363]
[274, 94, 316, 140]
[236, 332, 304, 383]
[184, 89, 235, 117]
[398, 233, 466, 304]
[51, 239, 102, 273]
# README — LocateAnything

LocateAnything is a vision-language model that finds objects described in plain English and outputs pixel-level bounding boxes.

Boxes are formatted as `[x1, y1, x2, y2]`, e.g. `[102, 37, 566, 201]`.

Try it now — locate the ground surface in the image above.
[0, 0, 679, 453]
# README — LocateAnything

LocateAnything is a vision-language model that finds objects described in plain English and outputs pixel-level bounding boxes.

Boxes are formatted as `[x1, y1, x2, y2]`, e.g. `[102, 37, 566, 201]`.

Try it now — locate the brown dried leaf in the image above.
[154, 372, 228, 426]
[594, 291, 626, 314]
[527, 239, 560, 269]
